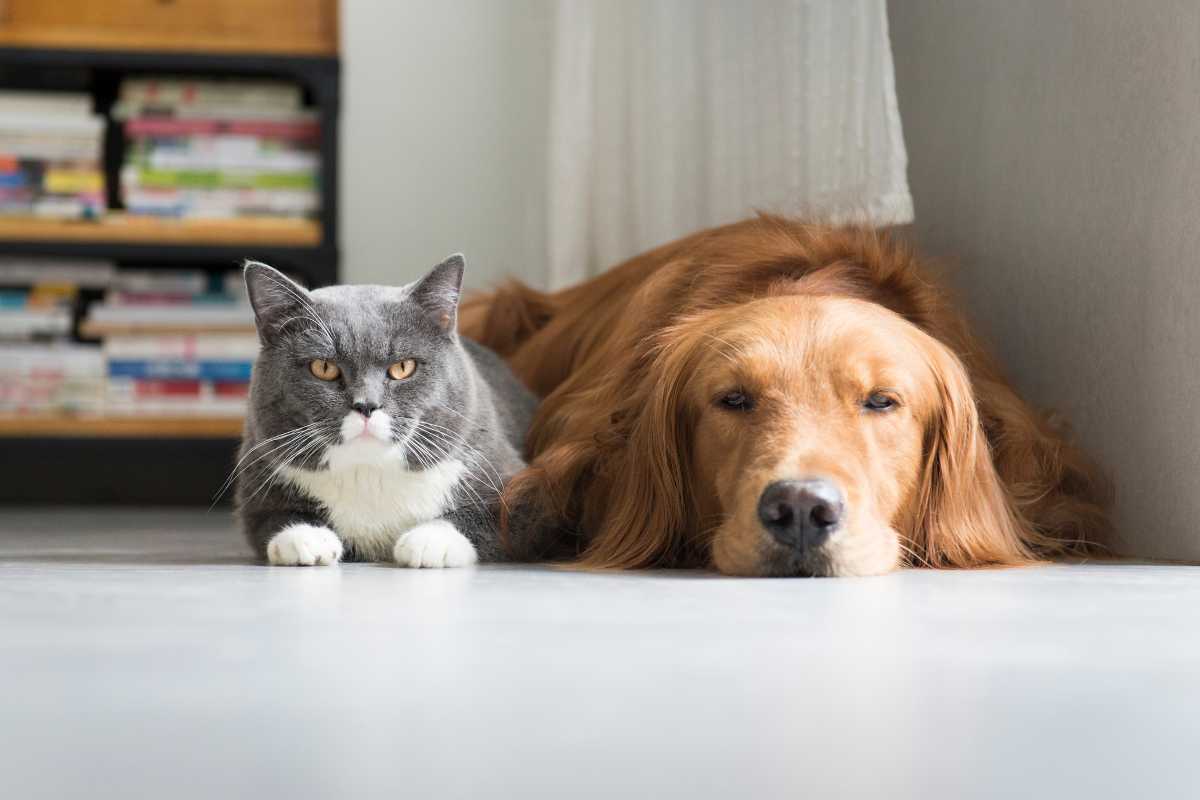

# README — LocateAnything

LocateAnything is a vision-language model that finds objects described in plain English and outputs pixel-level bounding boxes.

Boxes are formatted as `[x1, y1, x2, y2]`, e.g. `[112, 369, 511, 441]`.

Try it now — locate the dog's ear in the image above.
[500, 266, 704, 567]
[502, 331, 696, 568]
[911, 339, 1041, 567]
[576, 341, 696, 569]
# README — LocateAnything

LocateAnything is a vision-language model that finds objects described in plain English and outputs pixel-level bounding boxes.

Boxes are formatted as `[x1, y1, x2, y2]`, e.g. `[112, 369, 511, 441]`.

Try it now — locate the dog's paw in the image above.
[392, 521, 478, 569]
[267, 524, 343, 566]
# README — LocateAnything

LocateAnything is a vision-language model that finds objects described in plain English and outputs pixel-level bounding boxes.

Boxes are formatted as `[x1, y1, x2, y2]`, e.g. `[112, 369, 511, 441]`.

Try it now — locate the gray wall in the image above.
[889, 1, 1200, 559]
[340, 0, 553, 290]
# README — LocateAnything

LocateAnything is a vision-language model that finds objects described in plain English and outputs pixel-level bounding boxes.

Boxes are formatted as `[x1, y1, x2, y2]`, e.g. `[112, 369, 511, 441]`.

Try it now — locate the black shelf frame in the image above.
[0, 44, 341, 505]
[0, 436, 246, 505]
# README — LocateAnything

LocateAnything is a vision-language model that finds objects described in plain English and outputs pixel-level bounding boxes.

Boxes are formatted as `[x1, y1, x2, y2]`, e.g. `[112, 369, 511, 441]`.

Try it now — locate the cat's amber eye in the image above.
[387, 359, 417, 380]
[309, 359, 340, 381]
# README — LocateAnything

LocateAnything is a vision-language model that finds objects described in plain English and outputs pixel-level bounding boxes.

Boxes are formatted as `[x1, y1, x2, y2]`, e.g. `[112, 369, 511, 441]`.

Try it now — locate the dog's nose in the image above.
[757, 479, 845, 550]
[351, 401, 380, 417]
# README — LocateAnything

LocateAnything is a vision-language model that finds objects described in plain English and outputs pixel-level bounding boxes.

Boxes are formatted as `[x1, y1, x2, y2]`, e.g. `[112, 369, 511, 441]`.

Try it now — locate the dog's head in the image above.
[686, 295, 1038, 575]
[511, 293, 1039, 576]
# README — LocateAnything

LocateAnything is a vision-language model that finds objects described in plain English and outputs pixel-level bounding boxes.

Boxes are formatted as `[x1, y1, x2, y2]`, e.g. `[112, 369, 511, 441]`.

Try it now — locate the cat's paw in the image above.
[392, 521, 478, 569]
[267, 524, 343, 566]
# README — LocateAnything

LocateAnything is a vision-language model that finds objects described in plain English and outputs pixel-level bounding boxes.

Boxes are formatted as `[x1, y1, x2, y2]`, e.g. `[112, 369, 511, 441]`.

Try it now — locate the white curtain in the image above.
[547, 0, 913, 288]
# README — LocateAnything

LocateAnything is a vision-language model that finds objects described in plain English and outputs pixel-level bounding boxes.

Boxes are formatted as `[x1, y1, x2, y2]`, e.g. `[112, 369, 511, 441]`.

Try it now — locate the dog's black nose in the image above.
[757, 479, 844, 550]
[352, 401, 380, 417]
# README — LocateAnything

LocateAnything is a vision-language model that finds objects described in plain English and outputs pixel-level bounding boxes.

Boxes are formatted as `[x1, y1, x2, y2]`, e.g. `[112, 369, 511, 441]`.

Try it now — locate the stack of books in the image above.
[115, 78, 321, 220]
[0, 91, 106, 219]
[82, 269, 259, 417]
[0, 259, 112, 415]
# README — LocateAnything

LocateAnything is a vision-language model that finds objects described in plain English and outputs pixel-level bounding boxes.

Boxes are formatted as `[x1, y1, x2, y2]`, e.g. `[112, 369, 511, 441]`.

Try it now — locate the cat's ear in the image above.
[243, 260, 311, 343]
[410, 254, 465, 334]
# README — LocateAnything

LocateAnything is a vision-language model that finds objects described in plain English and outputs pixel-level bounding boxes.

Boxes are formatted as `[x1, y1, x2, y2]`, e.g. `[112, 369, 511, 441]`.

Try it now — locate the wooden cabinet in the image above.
[0, 0, 338, 55]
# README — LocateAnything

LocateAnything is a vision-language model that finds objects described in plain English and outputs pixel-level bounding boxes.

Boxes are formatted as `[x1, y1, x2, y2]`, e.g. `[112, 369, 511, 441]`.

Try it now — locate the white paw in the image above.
[267, 523, 343, 566]
[392, 520, 478, 569]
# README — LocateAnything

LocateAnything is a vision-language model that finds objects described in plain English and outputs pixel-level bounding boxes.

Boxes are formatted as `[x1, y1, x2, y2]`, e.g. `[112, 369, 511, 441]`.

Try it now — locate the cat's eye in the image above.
[309, 359, 340, 381]
[388, 359, 417, 380]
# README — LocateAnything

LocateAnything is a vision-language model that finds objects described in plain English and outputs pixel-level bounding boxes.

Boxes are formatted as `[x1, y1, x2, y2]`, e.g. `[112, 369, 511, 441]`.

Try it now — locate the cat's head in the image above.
[243, 255, 472, 472]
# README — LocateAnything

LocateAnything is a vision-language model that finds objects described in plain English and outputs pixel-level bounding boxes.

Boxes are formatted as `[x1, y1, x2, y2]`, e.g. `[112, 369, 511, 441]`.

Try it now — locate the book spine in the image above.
[102, 333, 260, 360]
[107, 359, 253, 382]
[125, 118, 320, 141]
[129, 168, 317, 191]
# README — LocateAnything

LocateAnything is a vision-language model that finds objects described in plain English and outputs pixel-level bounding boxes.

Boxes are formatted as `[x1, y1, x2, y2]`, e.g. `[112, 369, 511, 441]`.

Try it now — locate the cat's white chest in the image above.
[281, 458, 465, 556]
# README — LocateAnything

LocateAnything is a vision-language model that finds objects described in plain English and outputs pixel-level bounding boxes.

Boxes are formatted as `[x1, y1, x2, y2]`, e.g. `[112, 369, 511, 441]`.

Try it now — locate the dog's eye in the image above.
[864, 392, 897, 411]
[718, 390, 753, 411]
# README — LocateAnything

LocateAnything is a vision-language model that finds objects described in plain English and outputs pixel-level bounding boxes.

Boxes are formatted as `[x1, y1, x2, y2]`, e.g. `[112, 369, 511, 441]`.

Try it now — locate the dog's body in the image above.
[461, 215, 1110, 576]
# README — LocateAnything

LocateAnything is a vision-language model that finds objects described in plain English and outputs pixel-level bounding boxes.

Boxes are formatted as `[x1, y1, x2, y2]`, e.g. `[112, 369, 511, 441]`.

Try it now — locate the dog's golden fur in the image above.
[460, 215, 1110, 576]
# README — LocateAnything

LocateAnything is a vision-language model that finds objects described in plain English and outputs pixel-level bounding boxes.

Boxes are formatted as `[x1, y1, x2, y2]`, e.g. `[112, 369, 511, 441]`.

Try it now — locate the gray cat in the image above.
[233, 255, 536, 568]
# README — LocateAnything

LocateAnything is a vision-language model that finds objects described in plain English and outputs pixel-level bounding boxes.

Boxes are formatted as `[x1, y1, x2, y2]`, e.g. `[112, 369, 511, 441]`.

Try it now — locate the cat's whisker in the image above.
[250, 431, 336, 502]
[401, 416, 502, 478]
[247, 427, 331, 498]
[409, 429, 500, 512]
[404, 421, 505, 495]
[237, 424, 332, 482]
[410, 409, 509, 492]
[213, 421, 330, 506]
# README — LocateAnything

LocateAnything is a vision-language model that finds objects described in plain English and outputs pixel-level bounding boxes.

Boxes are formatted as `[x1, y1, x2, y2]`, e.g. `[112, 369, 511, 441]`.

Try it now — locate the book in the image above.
[108, 269, 208, 295]
[125, 117, 320, 142]
[107, 359, 253, 382]
[85, 302, 254, 328]
[0, 343, 105, 414]
[124, 166, 318, 191]
[116, 77, 320, 220]
[116, 79, 303, 113]
[123, 187, 319, 218]
[0, 306, 73, 340]
[0, 258, 115, 288]
[106, 377, 249, 416]
[0, 91, 94, 117]
[102, 333, 259, 360]
[0, 112, 105, 138]
[0, 92, 106, 220]
[3, 266, 261, 418]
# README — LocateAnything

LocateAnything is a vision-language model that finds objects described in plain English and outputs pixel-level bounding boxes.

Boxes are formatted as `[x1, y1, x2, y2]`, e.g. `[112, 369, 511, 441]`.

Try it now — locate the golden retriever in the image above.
[460, 215, 1110, 576]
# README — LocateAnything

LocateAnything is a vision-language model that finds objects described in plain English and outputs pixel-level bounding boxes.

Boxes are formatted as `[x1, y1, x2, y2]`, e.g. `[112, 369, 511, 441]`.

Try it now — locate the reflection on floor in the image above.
[1, 507, 1198, 800]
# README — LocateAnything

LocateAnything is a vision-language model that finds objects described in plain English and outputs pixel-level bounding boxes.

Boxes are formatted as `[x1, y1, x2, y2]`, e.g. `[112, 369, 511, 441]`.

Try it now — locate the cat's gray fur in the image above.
[234, 255, 535, 566]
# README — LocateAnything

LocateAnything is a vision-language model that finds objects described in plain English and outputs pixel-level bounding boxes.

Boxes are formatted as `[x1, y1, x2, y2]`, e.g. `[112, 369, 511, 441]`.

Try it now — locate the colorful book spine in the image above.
[107, 359, 253, 382]
[125, 117, 320, 142]
[127, 167, 317, 191]
[0, 93, 105, 219]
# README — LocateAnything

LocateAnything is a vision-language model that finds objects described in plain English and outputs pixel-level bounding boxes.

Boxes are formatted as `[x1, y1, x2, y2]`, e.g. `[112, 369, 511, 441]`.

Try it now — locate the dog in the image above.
[460, 215, 1110, 576]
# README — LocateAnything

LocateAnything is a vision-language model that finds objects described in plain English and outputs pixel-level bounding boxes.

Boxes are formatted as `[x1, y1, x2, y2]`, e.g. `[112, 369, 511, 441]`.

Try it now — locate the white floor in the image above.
[1, 509, 1198, 800]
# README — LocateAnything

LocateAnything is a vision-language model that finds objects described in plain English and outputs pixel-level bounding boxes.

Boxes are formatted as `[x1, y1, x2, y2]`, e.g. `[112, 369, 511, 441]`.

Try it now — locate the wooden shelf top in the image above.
[0, 415, 243, 438]
[0, 215, 323, 248]
[0, 0, 338, 57]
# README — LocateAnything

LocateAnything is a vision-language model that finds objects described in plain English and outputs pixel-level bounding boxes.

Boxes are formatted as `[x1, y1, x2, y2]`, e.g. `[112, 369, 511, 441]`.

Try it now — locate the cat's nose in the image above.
[351, 401, 380, 417]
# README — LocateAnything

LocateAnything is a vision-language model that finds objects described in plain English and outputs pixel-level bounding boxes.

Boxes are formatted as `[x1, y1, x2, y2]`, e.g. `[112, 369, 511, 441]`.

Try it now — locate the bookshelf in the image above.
[0, 28, 340, 504]
[0, 45, 339, 285]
